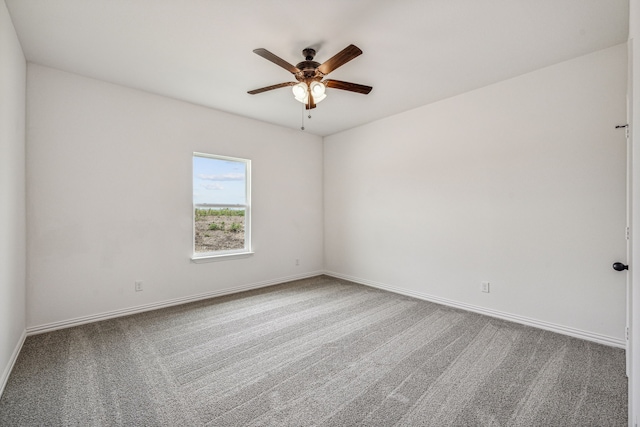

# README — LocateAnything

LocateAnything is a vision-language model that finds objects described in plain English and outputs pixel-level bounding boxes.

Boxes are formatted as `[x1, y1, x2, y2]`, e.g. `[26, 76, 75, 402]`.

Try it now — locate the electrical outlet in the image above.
[481, 281, 490, 293]
[135, 281, 143, 292]
[295, 258, 300, 266]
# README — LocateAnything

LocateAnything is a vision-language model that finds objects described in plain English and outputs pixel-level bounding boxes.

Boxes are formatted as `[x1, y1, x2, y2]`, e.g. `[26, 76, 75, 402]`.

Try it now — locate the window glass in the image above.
[193, 153, 251, 257]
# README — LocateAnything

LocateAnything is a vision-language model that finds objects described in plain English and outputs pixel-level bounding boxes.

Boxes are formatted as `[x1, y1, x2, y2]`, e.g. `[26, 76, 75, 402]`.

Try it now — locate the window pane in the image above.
[193, 154, 250, 256]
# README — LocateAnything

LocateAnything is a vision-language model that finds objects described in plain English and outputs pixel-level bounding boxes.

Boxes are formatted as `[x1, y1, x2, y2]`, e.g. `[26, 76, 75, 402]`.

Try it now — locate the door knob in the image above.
[612, 262, 629, 271]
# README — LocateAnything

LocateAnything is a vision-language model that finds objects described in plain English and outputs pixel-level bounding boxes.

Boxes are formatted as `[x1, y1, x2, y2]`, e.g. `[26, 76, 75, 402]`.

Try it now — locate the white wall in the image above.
[26, 64, 324, 329]
[325, 44, 628, 344]
[0, 0, 26, 394]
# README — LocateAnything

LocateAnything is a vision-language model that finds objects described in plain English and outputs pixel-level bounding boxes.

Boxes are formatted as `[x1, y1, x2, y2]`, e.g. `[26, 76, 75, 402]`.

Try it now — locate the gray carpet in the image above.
[0, 275, 627, 426]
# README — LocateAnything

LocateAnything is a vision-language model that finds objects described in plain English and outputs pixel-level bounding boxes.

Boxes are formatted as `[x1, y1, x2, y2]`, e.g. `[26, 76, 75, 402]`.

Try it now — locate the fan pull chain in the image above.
[300, 100, 305, 131]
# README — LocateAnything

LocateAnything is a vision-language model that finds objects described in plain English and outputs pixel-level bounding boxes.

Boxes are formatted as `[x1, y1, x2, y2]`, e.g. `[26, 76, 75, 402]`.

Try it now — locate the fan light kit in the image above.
[292, 81, 327, 105]
[248, 45, 372, 130]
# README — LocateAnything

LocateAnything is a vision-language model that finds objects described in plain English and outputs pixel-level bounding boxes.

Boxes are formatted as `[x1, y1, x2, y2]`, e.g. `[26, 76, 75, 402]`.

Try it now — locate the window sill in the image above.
[191, 251, 254, 263]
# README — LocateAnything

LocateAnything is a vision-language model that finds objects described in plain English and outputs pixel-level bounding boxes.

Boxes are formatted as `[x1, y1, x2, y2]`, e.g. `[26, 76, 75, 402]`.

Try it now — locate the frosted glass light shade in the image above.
[292, 83, 308, 103]
[310, 81, 327, 103]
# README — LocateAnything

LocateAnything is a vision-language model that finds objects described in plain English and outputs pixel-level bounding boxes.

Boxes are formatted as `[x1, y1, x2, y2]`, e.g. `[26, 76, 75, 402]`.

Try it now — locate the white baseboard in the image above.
[0, 329, 26, 398]
[324, 271, 625, 349]
[22, 268, 624, 348]
[26, 271, 324, 336]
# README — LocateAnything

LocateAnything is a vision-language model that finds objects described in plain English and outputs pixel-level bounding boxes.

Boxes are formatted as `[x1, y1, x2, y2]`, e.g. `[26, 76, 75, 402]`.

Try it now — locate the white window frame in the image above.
[191, 152, 252, 262]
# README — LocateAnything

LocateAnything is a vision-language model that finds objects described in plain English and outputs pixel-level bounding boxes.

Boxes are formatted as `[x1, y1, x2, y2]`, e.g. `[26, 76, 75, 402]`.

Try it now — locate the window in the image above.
[192, 153, 251, 259]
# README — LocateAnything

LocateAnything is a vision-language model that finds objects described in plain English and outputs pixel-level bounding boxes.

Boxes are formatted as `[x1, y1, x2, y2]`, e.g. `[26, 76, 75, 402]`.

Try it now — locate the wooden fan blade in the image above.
[324, 79, 372, 94]
[253, 48, 300, 74]
[248, 82, 296, 95]
[317, 44, 363, 75]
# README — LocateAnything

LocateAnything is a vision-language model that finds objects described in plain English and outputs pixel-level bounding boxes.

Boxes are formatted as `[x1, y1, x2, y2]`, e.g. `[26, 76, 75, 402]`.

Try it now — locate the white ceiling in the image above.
[5, 0, 629, 136]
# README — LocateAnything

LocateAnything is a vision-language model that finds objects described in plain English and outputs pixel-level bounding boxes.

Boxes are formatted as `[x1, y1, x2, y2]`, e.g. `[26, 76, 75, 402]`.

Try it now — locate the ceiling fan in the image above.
[247, 44, 372, 109]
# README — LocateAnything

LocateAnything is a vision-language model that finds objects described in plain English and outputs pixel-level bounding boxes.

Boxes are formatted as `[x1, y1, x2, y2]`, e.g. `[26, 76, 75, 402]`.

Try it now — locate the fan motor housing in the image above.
[295, 60, 321, 79]
[295, 48, 322, 80]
